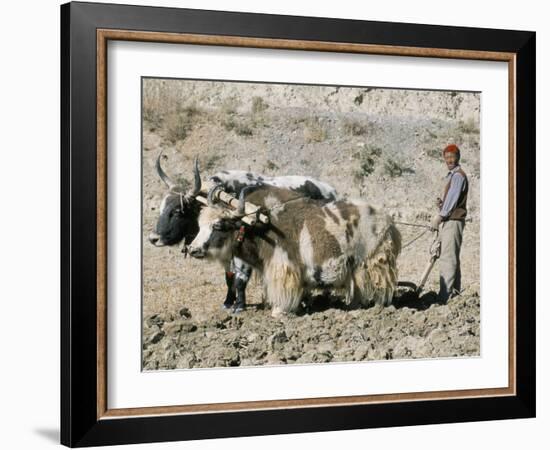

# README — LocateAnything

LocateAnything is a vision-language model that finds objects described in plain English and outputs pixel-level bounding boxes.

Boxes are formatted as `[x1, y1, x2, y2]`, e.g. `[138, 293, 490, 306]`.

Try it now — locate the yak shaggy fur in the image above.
[192, 186, 401, 317]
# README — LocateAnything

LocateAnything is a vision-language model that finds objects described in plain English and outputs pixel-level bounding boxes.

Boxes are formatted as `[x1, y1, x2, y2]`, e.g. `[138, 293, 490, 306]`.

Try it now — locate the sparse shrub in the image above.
[204, 154, 224, 172]
[163, 105, 201, 144]
[384, 158, 402, 177]
[353, 145, 382, 181]
[303, 118, 327, 143]
[143, 107, 163, 130]
[368, 146, 382, 158]
[343, 120, 368, 136]
[265, 160, 279, 171]
[223, 116, 253, 136]
[179, 104, 201, 118]
[383, 158, 412, 177]
[427, 129, 438, 139]
[221, 98, 239, 115]
[354, 94, 364, 105]
[426, 147, 442, 159]
[235, 123, 253, 136]
[251, 96, 269, 114]
[458, 117, 479, 134]
[164, 114, 192, 143]
[358, 153, 377, 177]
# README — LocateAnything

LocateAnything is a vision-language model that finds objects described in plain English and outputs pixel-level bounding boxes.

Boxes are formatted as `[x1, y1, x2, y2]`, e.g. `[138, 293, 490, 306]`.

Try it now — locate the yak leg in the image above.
[264, 256, 303, 317]
[345, 271, 365, 308]
[223, 271, 236, 309]
[363, 234, 400, 306]
[232, 258, 252, 313]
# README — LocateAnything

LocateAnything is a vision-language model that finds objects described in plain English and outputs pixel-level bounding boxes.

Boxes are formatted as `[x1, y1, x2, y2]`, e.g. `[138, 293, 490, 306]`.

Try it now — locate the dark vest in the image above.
[441, 167, 468, 220]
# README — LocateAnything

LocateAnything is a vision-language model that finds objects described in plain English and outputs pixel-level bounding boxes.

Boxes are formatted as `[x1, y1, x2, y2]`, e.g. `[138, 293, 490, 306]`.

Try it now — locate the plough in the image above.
[396, 218, 472, 296]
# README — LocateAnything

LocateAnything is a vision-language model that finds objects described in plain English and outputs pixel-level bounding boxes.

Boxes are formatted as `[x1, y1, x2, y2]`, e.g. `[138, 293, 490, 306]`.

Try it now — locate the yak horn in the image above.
[207, 185, 219, 206]
[186, 157, 202, 198]
[155, 151, 176, 189]
[236, 186, 251, 216]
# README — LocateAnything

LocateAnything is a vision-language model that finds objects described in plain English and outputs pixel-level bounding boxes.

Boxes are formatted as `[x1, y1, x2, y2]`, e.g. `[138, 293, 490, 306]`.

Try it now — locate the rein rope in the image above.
[394, 220, 437, 250]
[209, 185, 439, 252]
[238, 201, 437, 251]
[401, 229, 430, 250]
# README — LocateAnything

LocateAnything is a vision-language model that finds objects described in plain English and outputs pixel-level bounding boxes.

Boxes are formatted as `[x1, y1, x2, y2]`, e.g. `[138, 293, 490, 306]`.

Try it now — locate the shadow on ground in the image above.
[393, 289, 446, 310]
[34, 428, 59, 444]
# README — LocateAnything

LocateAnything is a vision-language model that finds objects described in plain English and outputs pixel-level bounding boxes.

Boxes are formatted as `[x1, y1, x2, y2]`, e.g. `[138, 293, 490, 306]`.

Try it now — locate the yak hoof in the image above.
[271, 307, 286, 319]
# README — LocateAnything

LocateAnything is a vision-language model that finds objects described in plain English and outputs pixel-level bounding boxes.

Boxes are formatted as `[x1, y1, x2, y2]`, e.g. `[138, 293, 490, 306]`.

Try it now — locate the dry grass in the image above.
[222, 115, 254, 136]
[383, 157, 414, 178]
[458, 117, 479, 134]
[426, 146, 442, 159]
[164, 107, 201, 144]
[265, 160, 280, 172]
[343, 119, 368, 136]
[303, 118, 327, 143]
[251, 96, 269, 114]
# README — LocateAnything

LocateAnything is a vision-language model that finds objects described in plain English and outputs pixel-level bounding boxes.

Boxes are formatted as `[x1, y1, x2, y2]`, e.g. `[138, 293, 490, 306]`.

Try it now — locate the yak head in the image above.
[187, 188, 253, 260]
[148, 153, 202, 247]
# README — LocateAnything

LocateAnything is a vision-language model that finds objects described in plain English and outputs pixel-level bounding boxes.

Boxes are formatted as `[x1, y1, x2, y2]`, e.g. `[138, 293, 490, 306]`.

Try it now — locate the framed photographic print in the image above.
[60, 1, 536, 447]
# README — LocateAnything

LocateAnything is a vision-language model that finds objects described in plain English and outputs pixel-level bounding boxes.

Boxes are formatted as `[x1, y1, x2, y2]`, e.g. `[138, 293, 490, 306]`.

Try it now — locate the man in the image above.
[430, 144, 469, 303]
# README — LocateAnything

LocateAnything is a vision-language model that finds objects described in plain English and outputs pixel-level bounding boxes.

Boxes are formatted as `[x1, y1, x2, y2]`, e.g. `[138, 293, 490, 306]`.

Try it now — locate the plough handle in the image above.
[416, 235, 441, 294]
[416, 255, 438, 293]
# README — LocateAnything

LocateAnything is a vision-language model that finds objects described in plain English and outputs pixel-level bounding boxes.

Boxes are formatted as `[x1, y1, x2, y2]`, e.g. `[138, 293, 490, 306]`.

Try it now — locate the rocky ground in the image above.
[141, 79, 481, 370]
[142, 292, 480, 370]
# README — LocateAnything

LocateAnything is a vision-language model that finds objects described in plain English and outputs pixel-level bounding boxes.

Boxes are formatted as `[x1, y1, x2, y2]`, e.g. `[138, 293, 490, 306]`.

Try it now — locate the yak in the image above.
[188, 184, 402, 317]
[148, 153, 337, 312]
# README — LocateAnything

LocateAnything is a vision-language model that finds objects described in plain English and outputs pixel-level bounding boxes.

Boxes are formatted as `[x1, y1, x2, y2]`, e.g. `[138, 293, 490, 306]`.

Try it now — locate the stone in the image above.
[267, 330, 288, 350]
[180, 322, 198, 333]
[353, 346, 369, 360]
[176, 353, 196, 369]
[149, 330, 165, 344]
[164, 322, 183, 335]
[179, 307, 192, 318]
[146, 314, 164, 328]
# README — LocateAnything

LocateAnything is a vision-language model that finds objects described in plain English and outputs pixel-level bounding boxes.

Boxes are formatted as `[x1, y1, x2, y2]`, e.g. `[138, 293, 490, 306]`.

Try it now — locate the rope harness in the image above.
[229, 195, 309, 250]
[234, 193, 309, 222]
[233, 225, 246, 247]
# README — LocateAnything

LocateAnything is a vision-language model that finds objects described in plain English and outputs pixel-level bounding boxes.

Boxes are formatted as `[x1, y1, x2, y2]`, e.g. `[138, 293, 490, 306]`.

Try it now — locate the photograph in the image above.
[141, 77, 481, 370]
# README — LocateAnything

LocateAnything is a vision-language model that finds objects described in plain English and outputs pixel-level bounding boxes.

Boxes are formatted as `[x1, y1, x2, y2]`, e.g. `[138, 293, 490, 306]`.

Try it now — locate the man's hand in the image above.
[430, 214, 443, 232]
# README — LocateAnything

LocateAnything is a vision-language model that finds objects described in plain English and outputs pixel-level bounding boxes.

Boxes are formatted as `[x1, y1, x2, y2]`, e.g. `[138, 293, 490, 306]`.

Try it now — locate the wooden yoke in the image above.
[195, 181, 270, 226]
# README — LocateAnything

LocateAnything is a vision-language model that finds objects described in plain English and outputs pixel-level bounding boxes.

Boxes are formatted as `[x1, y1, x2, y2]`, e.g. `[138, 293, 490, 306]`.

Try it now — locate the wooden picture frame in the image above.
[61, 1, 535, 447]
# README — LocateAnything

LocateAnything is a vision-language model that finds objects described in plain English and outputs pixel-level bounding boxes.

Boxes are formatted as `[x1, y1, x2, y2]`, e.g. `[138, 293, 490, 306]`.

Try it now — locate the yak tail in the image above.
[359, 221, 401, 307]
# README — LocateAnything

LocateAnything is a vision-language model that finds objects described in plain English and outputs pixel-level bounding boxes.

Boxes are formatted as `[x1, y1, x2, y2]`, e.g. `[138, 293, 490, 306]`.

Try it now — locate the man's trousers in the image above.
[438, 219, 465, 302]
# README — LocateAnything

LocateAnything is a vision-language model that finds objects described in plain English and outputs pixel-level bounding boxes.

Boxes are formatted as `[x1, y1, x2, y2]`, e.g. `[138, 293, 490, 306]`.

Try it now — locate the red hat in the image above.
[443, 144, 460, 156]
